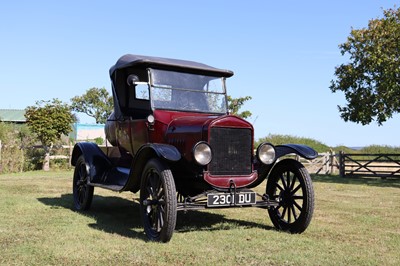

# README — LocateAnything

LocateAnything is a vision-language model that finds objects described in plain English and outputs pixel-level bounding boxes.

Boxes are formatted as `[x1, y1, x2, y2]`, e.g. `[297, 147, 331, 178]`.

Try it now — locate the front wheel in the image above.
[266, 159, 314, 233]
[140, 158, 177, 242]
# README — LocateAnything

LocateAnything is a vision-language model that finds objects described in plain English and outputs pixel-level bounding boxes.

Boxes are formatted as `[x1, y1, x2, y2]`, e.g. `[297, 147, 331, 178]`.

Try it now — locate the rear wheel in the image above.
[266, 159, 314, 233]
[140, 158, 177, 242]
[73, 155, 94, 211]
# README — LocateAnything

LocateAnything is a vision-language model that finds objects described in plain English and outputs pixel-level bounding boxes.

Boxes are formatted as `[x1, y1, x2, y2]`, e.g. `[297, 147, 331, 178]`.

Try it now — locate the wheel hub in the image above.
[279, 190, 294, 207]
[143, 199, 159, 206]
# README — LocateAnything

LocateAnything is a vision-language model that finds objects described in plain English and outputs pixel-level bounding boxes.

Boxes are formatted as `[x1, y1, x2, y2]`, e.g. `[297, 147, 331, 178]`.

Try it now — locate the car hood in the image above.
[166, 114, 217, 138]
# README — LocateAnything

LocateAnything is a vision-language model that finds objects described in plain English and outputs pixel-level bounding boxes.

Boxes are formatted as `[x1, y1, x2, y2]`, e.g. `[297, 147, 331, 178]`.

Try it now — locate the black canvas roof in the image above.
[109, 54, 234, 78]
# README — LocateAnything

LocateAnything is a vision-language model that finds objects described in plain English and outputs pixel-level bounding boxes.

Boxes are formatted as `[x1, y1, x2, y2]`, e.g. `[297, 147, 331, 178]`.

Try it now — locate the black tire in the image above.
[266, 159, 314, 233]
[140, 158, 177, 242]
[73, 155, 94, 211]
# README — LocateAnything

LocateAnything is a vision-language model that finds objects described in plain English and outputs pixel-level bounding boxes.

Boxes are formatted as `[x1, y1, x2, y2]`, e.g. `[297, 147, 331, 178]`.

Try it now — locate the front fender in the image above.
[248, 144, 317, 189]
[71, 142, 112, 183]
[143, 143, 181, 162]
[122, 143, 181, 193]
[275, 144, 318, 160]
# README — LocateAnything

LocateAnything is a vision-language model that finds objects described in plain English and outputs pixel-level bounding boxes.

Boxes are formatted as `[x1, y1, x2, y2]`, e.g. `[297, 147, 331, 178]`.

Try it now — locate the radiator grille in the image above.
[209, 127, 252, 175]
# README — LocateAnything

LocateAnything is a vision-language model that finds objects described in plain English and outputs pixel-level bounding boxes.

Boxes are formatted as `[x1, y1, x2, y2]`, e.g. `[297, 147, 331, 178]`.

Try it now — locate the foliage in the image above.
[359, 144, 400, 154]
[341, 144, 400, 162]
[330, 145, 356, 154]
[329, 144, 400, 154]
[0, 123, 24, 173]
[25, 99, 75, 147]
[0, 122, 13, 144]
[330, 7, 400, 125]
[256, 134, 330, 153]
[71, 87, 113, 124]
[227, 95, 252, 119]
[25, 99, 75, 170]
[24, 146, 45, 171]
[49, 157, 71, 170]
[94, 137, 104, 145]
[0, 123, 39, 173]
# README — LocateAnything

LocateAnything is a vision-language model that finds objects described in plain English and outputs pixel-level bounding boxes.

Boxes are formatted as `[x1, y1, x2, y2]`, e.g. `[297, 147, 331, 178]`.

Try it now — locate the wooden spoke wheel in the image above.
[266, 159, 314, 233]
[140, 158, 177, 242]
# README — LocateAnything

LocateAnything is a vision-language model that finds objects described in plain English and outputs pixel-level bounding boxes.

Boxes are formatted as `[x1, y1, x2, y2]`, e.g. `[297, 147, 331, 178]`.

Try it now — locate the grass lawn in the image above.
[0, 170, 399, 265]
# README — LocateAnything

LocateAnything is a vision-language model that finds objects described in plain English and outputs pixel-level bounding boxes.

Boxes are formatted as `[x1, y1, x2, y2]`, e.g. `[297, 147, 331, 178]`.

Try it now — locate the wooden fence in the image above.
[295, 151, 339, 175]
[338, 152, 400, 178]
[296, 152, 400, 178]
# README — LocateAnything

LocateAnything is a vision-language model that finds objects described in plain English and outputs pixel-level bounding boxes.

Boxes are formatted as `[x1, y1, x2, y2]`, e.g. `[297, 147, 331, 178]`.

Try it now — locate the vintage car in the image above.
[71, 54, 317, 242]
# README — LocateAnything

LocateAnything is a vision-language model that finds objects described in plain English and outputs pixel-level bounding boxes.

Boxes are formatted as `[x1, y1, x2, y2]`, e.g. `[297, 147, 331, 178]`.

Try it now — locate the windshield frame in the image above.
[147, 68, 228, 114]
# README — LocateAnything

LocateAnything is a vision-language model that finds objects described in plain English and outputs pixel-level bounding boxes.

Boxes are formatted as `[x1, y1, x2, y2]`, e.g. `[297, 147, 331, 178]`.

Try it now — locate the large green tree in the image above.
[330, 7, 400, 125]
[71, 87, 113, 124]
[227, 95, 252, 119]
[25, 99, 75, 171]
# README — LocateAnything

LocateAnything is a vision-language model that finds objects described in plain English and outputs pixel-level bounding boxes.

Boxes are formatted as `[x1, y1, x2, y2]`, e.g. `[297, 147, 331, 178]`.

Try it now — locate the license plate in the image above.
[207, 191, 256, 207]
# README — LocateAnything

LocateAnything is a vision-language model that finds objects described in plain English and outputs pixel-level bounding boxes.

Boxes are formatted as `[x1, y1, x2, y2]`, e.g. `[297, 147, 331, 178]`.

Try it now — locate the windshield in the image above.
[149, 69, 227, 114]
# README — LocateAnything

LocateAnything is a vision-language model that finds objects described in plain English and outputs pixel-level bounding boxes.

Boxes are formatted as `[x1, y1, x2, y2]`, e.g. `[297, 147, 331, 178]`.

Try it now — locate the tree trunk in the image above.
[42, 143, 52, 171]
[43, 151, 50, 171]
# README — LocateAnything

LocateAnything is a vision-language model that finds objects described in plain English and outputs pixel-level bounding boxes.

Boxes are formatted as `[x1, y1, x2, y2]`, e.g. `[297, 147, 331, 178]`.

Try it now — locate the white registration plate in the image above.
[207, 191, 256, 207]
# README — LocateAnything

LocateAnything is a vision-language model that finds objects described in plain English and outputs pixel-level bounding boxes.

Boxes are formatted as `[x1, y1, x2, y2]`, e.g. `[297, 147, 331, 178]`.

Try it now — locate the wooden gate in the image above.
[338, 152, 400, 178]
[296, 152, 338, 175]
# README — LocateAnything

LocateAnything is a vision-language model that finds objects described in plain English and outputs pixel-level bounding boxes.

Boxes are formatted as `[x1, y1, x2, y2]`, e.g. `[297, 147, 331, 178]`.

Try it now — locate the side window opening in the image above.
[135, 83, 150, 100]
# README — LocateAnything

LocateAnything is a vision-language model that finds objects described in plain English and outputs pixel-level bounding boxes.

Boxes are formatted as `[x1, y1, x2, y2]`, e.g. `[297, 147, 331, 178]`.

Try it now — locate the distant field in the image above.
[0, 170, 399, 265]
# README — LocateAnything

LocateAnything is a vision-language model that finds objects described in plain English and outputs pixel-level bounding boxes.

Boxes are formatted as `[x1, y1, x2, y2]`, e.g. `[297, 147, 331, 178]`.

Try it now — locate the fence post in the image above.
[339, 151, 345, 177]
[323, 153, 328, 174]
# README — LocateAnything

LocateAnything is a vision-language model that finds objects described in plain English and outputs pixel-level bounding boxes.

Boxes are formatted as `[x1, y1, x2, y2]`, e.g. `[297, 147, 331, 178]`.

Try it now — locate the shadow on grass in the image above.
[38, 194, 147, 241]
[311, 174, 400, 188]
[176, 210, 273, 233]
[38, 194, 273, 241]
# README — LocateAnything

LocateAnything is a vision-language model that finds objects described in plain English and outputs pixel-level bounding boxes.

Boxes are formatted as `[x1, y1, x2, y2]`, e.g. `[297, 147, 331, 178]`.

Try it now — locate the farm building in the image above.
[0, 109, 26, 123]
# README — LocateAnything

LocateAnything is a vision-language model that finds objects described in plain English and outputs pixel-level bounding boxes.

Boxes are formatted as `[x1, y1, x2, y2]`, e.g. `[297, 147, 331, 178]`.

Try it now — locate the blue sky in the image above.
[1, 1, 399, 147]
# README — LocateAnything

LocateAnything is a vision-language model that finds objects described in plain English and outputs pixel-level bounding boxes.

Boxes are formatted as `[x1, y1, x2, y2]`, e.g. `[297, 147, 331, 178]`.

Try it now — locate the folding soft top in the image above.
[109, 54, 234, 78]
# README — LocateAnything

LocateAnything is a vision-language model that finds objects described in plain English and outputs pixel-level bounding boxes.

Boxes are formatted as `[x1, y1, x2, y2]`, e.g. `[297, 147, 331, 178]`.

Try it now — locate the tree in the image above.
[71, 87, 113, 124]
[330, 7, 400, 125]
[227, 95, 252, 119]
[25, 99, 75, 171]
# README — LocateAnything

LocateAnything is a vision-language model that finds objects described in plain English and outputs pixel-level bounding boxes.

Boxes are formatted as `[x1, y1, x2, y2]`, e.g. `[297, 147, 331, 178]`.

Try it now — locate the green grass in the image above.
[1, 170, 399, 265]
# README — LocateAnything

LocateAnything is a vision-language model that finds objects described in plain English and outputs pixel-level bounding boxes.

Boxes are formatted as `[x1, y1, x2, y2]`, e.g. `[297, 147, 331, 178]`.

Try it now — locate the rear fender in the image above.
[71, 142, 112, 183]
[123, 143, 181, 193]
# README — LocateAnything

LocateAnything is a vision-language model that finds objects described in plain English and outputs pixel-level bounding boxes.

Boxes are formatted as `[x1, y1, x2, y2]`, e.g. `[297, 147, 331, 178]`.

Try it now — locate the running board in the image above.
[89, 182, 124, 191]
[88, 166, 130, 192]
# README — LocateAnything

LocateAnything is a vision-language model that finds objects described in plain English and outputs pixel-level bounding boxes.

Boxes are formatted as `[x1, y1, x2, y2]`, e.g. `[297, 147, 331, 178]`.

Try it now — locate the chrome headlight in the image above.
[193, 142, 212, 165]
[257, 143, 276, 165]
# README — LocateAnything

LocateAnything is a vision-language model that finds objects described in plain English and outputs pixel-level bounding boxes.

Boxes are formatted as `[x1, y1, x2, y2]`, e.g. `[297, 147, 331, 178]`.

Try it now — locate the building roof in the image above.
[0, 109, 26, 123]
